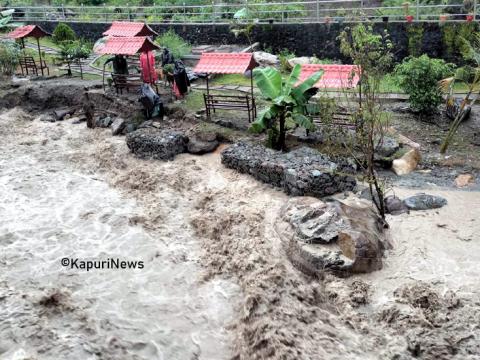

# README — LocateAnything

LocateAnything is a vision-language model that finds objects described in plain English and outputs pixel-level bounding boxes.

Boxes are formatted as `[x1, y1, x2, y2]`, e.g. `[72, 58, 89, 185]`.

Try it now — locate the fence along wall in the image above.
[32, 20, 479, 62]
[12, 1, 480, 24]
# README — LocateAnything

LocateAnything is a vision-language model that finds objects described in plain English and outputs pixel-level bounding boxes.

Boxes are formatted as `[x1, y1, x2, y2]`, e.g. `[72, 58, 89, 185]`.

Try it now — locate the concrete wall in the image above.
[34, 21, 479, 62]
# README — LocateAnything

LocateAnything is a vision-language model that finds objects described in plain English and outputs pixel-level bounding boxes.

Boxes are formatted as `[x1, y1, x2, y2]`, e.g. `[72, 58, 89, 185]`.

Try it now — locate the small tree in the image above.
[339, 24, 393, 221]
[249, 64, 323, 151]
[53, 23, 76, 44]
[394, 55, 454, 114]
[58, 40, 91, 79]
[440, 34, 480, 153]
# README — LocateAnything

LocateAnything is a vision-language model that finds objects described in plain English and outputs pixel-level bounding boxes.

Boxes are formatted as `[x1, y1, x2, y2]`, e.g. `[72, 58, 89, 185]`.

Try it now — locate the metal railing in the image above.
[8, 1, 480, 24]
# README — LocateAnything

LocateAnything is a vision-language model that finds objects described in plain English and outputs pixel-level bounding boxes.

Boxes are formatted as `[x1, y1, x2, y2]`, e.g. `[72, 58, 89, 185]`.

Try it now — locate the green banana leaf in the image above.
[291, 113, 315, 131]
[253, 67, 282, 100]
[233, 7, 249, 19]
[283, 64, 302, 96]
[250, 106, 279, 133]
[290, 69, 323, 105]
[1, 9, 14, 17]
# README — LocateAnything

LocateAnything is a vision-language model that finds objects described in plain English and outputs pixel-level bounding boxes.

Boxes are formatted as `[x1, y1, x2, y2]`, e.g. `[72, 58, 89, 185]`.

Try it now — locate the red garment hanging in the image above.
[140, 51, 157, 84]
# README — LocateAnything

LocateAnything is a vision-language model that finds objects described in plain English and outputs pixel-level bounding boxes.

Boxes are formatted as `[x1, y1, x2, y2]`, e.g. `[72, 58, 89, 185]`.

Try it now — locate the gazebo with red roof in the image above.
[96, 36, 160, 91]
[103, 21, 158, 38]
[8, 25, 51, 76]
[193, 52, 258, 121]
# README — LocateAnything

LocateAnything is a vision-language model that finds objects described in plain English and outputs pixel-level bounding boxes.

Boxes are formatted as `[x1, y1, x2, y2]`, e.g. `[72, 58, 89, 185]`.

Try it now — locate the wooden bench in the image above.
[111, 74, 143, 94]
[203, 93, 256, 123]
[304, 103, 357, 134]
[18, 56, 49, 76]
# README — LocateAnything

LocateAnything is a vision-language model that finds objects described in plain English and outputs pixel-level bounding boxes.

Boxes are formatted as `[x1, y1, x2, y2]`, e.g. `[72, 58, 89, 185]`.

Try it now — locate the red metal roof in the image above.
[7, 25, 50, 39]
[298, 64, 361, 89]
[193, 53, 257, 74]
[97, 36, 160, 56]
[103, 21, 158, 37]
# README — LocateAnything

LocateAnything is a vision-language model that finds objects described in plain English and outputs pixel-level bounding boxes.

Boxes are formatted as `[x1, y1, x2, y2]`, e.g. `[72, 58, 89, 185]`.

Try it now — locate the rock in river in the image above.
[111, 117, 126, 135]
[187, 133, 219, 154]
[403, 193, 447, 211]
[392, 148, 421, 176]
[275, 197, 388, 276]
[126, 128, 188, 160]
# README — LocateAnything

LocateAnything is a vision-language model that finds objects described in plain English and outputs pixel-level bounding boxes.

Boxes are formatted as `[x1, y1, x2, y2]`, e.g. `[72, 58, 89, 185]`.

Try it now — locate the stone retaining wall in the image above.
[33, 21, 478, 62]
[221, 142, 356, 197]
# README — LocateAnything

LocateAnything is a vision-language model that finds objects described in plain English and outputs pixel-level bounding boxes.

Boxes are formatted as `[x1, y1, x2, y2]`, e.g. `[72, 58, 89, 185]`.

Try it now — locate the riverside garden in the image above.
[0, 2, 479, 360]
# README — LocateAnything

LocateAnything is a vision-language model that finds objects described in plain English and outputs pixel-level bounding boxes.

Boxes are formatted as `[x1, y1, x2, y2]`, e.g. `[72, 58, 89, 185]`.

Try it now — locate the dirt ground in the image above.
[0, 78, 479, 359]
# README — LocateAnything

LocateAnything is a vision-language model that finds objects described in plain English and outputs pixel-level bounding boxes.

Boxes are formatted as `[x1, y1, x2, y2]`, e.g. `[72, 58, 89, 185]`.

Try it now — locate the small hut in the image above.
[7, 25, 51, 76]
[103, 21, 158, 38]
[96, 36, 160, 92]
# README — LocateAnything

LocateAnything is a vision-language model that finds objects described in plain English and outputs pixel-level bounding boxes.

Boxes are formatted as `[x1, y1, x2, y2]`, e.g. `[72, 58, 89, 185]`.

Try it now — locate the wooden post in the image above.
[36, 37, 44, 76]
[206, 74, 210, 95]
[415, 0, 419, 21]
[474, 0, 477, 21]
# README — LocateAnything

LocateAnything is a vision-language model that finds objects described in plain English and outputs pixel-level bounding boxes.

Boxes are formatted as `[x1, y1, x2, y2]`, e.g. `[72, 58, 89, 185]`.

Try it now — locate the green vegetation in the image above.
[155, 29, 191, 59]
[339, 23, 393, 220]
[407, 24, 424, 57]
[441, 34, 480, 153]
[57, 40, 92, 78]
[250, 64, 322, 150]
[278, 49, 295, 73]
[52, 23, 76, 44]
[394, 55, 454, 113]
[0, 39, 20, 75]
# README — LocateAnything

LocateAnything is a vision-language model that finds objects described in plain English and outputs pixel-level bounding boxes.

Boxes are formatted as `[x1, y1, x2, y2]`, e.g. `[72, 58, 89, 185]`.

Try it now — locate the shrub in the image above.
[278, 48, 295, 73]
[155, 29, 191, 60]
[0, 39, 20, 76]
[394, 55, 454, 113]
[53, 23, 76, 43]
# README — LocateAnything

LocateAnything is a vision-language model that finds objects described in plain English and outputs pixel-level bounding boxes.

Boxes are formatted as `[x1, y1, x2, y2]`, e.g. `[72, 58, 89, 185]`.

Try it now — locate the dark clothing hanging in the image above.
[105, 55, 128, 75]
[173, 60, 190, 96]
[161, 49, 174, 67]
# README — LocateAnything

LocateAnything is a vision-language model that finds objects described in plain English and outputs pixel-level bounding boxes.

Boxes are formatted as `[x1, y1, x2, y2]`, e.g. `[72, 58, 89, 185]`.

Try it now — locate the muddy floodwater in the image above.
[1, 107, 479, 359]
[0, 108, 240, 359]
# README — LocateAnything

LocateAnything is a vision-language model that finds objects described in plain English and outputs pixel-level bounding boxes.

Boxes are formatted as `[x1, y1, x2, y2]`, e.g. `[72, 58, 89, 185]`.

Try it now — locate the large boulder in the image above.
[287, 57, 317, 68]
[126, 128, 188, 160]
[392, 148, 421, 175]
[221, 142, 356, 198]
[111, 117, 126, 135]
[187, 133, 219, 154]
[253, 51, 279, 67]
[275, 197, 388, 276]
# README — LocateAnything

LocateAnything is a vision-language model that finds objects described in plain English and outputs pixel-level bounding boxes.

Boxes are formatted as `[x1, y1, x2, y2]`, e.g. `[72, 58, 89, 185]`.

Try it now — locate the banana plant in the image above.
[0, 9, 22, 31]
[440, 34, 480, 153]
[250, 64, 323, 151]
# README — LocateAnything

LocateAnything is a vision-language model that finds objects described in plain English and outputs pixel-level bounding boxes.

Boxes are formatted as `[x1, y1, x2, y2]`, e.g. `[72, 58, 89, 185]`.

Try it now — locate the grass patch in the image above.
[182, 90, 205, 111]
[211, 73, 252, 87]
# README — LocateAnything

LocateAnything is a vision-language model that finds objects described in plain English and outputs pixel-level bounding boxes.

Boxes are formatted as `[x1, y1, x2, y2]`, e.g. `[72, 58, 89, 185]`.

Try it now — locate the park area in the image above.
[0, 2, 480, 360]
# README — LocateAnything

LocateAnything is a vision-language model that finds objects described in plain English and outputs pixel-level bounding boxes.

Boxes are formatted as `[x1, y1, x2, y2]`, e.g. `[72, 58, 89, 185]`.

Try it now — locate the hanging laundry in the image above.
[140, 51, 158, 84]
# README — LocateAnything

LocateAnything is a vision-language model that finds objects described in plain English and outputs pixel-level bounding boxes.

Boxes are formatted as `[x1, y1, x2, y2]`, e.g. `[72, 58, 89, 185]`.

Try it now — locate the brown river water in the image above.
[0, 107, 479, 359]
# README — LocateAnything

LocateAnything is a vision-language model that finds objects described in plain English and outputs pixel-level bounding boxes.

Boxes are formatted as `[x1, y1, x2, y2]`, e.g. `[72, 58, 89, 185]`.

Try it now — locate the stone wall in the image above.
[34, 21, 478, 62]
